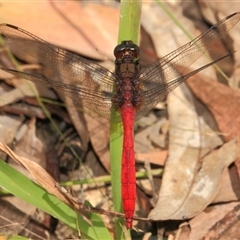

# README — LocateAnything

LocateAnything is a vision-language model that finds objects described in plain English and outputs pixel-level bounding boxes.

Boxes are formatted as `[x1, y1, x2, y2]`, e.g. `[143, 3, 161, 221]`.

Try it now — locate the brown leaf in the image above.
[212, 166, 240, 203]
[0, 1, 119, 60]
[187, 76, 240, 142]
[189, 202, 240, 240]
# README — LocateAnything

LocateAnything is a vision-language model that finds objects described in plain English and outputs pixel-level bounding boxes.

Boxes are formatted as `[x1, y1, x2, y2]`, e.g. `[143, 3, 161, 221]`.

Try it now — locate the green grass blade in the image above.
[0, 160, 112, 239]
[118, 0, 142, 43]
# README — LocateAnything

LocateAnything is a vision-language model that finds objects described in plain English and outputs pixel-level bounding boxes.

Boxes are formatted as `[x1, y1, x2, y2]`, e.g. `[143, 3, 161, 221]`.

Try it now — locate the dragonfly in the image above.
[0, 12, 239, 229]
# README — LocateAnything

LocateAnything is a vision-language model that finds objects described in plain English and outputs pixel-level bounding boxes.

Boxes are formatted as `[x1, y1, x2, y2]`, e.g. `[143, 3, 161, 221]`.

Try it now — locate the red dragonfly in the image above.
[0, 12, 239, 229]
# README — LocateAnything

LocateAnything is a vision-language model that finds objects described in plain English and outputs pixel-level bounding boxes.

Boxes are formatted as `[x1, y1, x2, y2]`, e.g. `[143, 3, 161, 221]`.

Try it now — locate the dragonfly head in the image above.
[114, 41, 140, 64]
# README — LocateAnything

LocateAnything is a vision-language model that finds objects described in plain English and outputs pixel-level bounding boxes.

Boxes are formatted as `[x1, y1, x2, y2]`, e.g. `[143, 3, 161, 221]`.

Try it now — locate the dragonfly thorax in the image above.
[113, 41, 142, 110]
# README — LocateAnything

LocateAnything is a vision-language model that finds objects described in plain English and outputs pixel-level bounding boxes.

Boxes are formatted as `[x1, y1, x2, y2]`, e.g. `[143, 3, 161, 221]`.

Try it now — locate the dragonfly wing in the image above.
[137, 12, 240, 120]
[0, 23, 119, 120]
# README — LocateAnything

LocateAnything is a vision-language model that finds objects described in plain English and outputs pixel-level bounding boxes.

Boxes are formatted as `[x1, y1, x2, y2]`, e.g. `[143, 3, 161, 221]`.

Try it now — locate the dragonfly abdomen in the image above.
[121, 104, 136, 229]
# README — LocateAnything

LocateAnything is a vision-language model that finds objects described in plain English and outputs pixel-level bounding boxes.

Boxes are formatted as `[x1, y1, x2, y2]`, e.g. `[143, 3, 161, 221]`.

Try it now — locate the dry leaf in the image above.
[212, 166, 240, 203]
[149, 137, 238, 220]
[148, 81, 238, 220]
[187, 76, 240, 142]
[189, 202, 240, 240]
[0, 1, 119, 60]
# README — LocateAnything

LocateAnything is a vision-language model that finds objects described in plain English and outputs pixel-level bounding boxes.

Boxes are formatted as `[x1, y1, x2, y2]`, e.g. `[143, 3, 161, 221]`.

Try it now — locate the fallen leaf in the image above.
[212, 165, 240, 203]
[149, 137, 238, 220]
[148, 81, 238, 220]
[189, 202, 240, 240]
[0, 1, 119, 60]
[187, 76, 240, 142]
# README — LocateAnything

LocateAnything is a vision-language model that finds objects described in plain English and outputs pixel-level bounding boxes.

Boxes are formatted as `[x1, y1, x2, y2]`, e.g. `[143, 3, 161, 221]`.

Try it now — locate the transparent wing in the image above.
[0, 23, 121, 121]
[136, 12, 240, 120]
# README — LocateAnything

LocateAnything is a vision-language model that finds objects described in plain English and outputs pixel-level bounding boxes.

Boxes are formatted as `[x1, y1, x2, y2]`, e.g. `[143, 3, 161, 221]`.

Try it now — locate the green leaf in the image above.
[0, 160, 112, 239]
